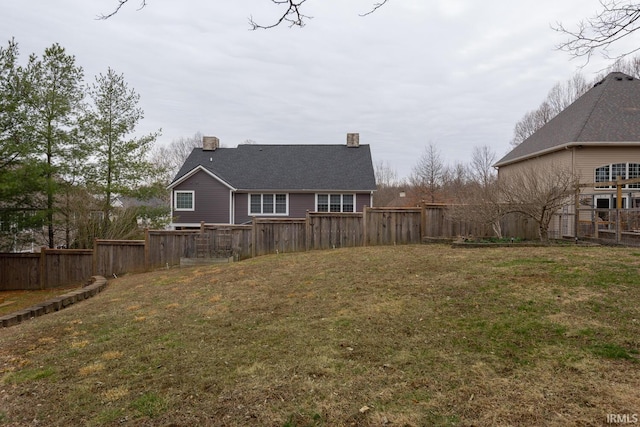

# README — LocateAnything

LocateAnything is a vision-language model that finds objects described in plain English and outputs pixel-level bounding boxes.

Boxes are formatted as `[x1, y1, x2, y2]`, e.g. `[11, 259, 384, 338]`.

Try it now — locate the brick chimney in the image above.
[346, 133, 360, 148]
[202, 136, 220, 151]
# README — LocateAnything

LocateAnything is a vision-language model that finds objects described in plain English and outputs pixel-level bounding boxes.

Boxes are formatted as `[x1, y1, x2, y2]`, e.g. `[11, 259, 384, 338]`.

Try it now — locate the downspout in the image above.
[573, 146, 578, 238]
[169, 190, 175, 230]
[616, 177, 622, 244]
[230, 190, 234, 224]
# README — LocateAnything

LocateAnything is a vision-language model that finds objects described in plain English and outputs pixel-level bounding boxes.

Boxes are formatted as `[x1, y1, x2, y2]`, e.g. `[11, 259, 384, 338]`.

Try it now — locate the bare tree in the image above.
[448, 179, 506, 238]
[510, 103, 553, 147]
[554, 1, 640, 62]
[604, 54, 640, 77]
[500, 164, 578, 241]
[469, 145, 497, 187]
[410, 143, 445, 204]
[441, 162, 470, 203]
[546, 74, 589, 114]
[374, 159, 398, 187]
[99, 0, 390, 29]
[373, 160, 400, 207]
[510, 73, 589, 147]
[447, 146, 502, 238]
[150, 132, 202, 184]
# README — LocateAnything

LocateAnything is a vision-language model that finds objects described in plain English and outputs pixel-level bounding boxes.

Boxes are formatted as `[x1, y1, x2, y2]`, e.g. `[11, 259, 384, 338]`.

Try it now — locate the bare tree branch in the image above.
[554, 0, 640, 62]
[99, 0, 389, 29]
[97, 0, 147, 20]
[360, 0, 390, 17]
[249, 0, 310, 30]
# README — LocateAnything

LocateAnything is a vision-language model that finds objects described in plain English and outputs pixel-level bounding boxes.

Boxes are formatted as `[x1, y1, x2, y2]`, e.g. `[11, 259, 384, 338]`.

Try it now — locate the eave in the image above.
[494, 141, 640, 168]
[167, 165, 236, 191]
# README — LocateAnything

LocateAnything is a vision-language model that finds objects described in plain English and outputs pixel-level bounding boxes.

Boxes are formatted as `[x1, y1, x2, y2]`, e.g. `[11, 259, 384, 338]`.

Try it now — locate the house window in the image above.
[595, 163, 640, 189]
[249, 194, 288, 215]
[595, 165, 610, 188]
[595, 195, 628, 210]
[611, 163, 626, 181]
[90, 211, 105, 221]
[275, 194, 287, 213]
[174, 191, 194, 211]
[316, 194, 356, 213]
[629, 163, 640, 189]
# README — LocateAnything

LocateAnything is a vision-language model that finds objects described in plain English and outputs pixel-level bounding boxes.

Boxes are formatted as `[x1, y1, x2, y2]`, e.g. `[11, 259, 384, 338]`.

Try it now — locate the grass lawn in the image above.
[1, 244, 639, 426]
[0, 286, 82, 316]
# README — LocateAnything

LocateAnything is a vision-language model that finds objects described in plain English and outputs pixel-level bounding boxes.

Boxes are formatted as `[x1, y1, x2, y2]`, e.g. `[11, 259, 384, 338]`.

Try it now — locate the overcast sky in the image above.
[2, 1, 634, 179]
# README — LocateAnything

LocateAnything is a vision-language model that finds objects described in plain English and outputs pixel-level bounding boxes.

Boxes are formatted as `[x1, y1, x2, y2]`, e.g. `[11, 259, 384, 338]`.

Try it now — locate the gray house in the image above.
[168, 133, 376, 229]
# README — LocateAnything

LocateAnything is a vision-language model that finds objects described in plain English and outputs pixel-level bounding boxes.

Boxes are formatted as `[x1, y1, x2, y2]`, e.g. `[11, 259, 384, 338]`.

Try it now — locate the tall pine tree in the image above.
[82, 68, 160, 237]
[24, 44, 85, 248]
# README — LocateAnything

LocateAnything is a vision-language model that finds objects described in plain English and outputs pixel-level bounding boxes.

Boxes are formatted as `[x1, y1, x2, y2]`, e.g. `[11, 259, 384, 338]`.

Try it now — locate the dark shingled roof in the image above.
[171, 144, 377, 191]
[495, 72, 640, 167]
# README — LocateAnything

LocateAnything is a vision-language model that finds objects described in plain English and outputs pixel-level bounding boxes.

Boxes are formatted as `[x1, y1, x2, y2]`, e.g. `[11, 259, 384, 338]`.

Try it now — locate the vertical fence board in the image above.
[94, 240, 146, 278]
[0, 253, 41, 291]
[366, 208, 422, 245]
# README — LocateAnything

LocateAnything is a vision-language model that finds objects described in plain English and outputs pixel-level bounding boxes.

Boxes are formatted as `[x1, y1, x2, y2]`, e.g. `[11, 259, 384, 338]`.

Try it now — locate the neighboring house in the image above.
[113, 196, 172, 229]
[168, 133, 376, 228]
[494, 72, 640, 236]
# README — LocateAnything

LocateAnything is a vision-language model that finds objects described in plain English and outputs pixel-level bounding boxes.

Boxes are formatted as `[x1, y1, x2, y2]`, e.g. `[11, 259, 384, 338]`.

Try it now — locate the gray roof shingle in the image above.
[171, 144, 377, 191]
[495, 72, 640, 167]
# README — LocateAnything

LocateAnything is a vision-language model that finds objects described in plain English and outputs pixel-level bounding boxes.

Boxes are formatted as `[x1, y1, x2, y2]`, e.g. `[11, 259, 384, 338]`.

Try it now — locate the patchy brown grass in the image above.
[1, 245, 639, 426]
[0, 286, 80, 315]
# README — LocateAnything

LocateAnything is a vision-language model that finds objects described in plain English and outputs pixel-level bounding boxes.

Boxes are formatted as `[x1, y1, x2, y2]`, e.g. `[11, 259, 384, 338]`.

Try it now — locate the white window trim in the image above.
[315, 193, 356, 213]
[174, 190, 195, 211]
[248, 193, 289, 216]
[594, 194, 629, 209]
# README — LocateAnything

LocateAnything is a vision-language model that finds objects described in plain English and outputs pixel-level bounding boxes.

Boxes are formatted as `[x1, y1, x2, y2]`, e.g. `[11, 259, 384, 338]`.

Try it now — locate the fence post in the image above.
[420, 205, 426, 241]
[251, 217, 257, 258]
[574, 187, 580, 239]
[92, 239, 98, 276]
[305, 211, 311, 252]
[616, 178, 623, 244]
[144, 228, 150, 272]
[362, 206, 368, 247]
[39, 247, 46, 290]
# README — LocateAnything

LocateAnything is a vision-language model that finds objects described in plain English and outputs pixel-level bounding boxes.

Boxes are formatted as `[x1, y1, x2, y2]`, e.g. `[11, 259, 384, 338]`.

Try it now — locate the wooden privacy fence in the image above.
[254, 219, 306, 256]
[0, 248, 92, 291]
[145, 225, 252, 269]
[1, 205, 539, 290]
[93, 240, 146, 278]
[307, 212, 364, 249]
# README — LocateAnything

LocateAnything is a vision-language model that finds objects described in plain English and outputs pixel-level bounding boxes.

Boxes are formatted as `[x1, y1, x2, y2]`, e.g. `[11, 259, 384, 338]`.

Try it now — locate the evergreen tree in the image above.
[82, 67, 160, 237]
[0, 40, 46, 249]
[24, 43, 85, 248]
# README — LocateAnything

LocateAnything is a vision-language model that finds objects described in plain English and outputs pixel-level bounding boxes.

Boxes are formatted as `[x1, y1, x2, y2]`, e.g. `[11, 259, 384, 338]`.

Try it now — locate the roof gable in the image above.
[170, 144, 377, 191]
[495, 72, 640, 167]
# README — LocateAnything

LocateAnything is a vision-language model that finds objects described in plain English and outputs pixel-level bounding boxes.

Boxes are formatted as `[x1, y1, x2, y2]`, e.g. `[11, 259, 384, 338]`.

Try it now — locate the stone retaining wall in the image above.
[0, 276, 107, 328]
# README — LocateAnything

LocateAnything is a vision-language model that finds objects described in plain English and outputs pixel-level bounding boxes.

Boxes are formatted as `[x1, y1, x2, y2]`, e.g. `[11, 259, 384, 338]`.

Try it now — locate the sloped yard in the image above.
[1, 245, 639, 426]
